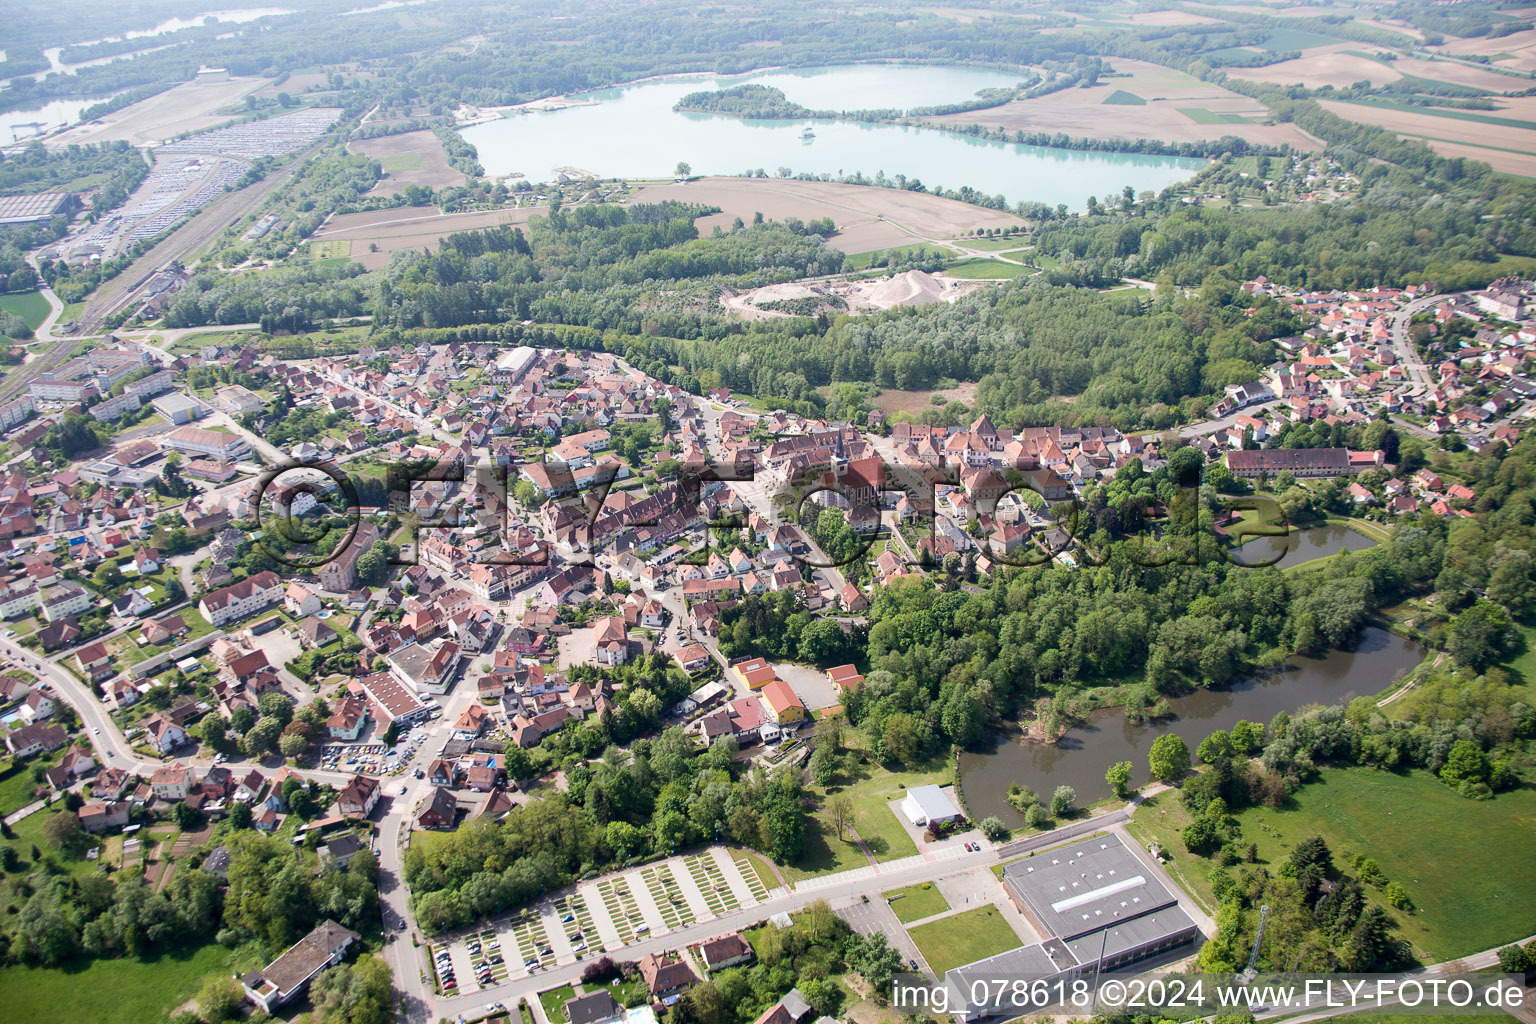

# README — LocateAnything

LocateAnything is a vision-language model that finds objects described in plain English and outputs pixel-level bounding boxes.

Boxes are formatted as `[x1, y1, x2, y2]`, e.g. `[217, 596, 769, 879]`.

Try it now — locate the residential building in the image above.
[199, 571, 283, 626]
[638, 951, 697, 999]
[337, 774, 380, 819]
[240, 920, 359, 1013]
[416, 786, 458, 830]
[700, 933, 755, 972]
[758, 679, 807, 728]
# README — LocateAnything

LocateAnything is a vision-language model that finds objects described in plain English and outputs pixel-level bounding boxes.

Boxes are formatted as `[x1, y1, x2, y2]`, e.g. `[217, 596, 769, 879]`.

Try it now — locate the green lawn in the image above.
[738, 849, 780, 893]
[906, 905, 1023, 975]
[599, 975, 648, 1007]
[0, 292, 51, 332]
[883, 883, 950, 924]
[539, 983, 577, 1022]
[1127, 768, 1536, 961]
[943, 258, 1029, 279]
[845, 243, 943, 270]
[0, 758, 45, 815]
[783, 743, 949, 881]
[0, 942, 259, 1024]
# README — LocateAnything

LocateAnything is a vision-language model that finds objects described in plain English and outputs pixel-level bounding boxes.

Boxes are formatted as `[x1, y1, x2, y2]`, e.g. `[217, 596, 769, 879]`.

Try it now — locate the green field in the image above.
[0, 291, 51, 332]
[1127, 768, 1536, 961]
[310, 239, 350, 260]
[906, 905, 1023, 975]
[845, 243, 940, 270]
[1103, 89, 1146, 105]
[379, 153, 424, 172]
[0, 943, 257, 1024]
[783, 740, 949, 881]
[1179, 108, 1251, 125]
[953, 236, 1028, 251]
[883, 883, 950, 924]
[943, 258, 1029, 279]
[1258, 27, 1345, 50]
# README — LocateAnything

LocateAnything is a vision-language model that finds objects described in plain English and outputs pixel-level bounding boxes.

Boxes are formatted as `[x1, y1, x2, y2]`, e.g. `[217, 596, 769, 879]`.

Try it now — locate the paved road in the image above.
[0, 633, 362, 788]
[1388, 293, 1447, 390]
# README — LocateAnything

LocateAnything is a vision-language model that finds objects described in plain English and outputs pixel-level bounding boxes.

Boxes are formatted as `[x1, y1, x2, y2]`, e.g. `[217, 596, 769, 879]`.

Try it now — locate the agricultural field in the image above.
[1318, 99, 1536, 178]
[348, 129, 468, 195]
[628, 177, 1025, 255]
[309, 239, 350, 260]
[923, 58, 1320, 151]
[309, 205, 541, 269]
[1434, 27, 1536, 74]
[1126, 768, 1536, 962]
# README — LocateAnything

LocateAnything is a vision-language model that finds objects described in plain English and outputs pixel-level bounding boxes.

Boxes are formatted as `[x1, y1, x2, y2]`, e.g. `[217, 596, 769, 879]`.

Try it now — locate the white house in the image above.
[899, 784, 964, 828]
[284, 583, 321, 618]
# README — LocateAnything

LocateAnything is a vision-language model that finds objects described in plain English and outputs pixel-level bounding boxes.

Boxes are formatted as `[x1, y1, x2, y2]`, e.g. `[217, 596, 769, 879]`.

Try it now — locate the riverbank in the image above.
[959, 626, 1427, 821]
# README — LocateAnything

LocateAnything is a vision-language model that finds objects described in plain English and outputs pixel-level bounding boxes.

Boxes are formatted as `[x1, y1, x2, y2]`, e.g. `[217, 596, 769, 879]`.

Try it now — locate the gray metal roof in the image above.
[1002, 833, 1181, 942]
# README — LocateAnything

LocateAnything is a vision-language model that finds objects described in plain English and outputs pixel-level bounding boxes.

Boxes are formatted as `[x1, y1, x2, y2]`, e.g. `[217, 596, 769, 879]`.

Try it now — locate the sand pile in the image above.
[861, 270, 950, 308]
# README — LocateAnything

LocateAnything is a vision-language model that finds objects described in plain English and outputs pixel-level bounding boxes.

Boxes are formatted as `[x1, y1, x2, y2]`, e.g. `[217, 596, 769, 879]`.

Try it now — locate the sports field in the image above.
[0, 291, 50, 332]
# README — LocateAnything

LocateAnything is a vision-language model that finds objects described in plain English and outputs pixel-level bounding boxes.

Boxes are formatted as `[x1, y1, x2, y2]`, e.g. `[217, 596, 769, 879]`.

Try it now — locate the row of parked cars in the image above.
[467, 936, 503, 987]
[433, 949, 457, 991]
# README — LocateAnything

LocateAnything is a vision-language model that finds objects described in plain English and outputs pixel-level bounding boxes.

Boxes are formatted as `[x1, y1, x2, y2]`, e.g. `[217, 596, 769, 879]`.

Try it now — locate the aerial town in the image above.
[0, 265, 1532, 1024]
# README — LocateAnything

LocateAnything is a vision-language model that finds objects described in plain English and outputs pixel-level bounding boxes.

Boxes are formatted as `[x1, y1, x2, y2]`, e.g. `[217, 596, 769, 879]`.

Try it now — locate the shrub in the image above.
[582, 956, 618, 983]
[978, 816, 1009, 842]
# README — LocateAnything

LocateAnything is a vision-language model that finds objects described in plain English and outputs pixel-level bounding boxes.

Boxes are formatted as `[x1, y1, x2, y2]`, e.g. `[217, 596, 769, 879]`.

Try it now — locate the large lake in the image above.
[462, 65, 1206, 209]
[958, 625, 1425, 824]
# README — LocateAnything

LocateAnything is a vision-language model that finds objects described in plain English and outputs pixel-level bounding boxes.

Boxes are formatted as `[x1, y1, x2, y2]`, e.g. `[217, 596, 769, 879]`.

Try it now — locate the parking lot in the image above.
[429, 847, 777, 993]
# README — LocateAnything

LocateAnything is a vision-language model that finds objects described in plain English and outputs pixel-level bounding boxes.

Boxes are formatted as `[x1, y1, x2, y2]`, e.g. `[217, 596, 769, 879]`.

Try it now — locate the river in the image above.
[461, 64, 1206, 209]
[958, 625, 1424, 825]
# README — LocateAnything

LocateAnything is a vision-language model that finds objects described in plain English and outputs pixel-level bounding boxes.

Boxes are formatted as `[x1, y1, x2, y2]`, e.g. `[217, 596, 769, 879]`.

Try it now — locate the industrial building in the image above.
[942, 833, 1201, 1020]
